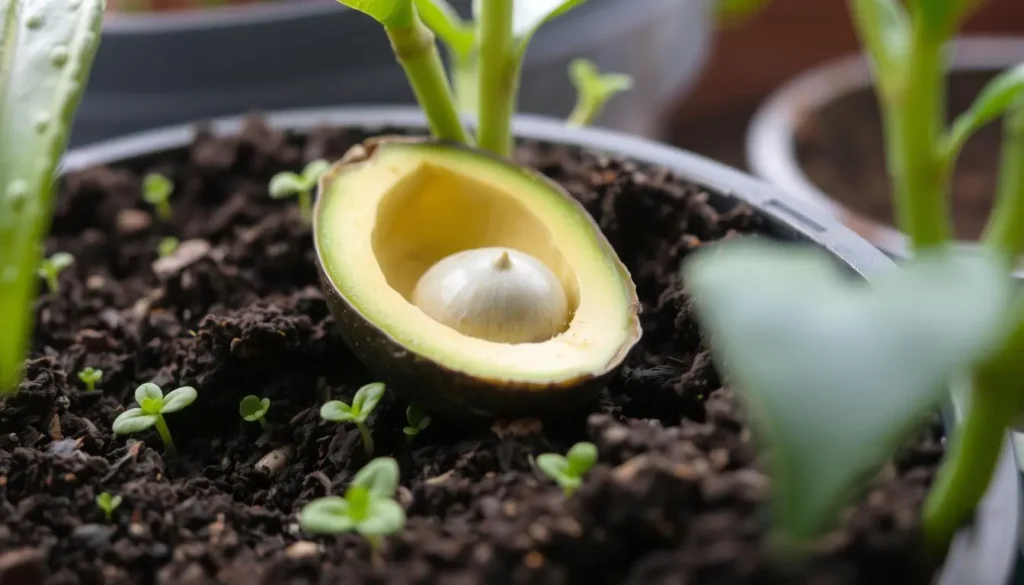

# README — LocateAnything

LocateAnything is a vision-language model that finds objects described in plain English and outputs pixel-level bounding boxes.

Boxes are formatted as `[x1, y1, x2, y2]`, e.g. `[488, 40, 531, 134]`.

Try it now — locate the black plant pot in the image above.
[60, 107, 1020, 584]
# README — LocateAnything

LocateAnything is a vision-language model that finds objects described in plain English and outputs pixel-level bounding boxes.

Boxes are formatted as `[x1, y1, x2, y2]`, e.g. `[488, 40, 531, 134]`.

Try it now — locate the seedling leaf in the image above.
[351, 382, 385, 420]
[404, 403, 432, 436]
[161, 386, 197, 413]
[112, 408, 158, 435]
[566, 442, 597, 475]
[135, 382, 163, 407]
[352, 456, 400, 500]
[336, 0, 414, 28]
[268, 172, 304, 199]
[682, 239, 1013, 546]
[947, 63, 1024, 156]
[300, 496, 355, 533]
[95, 492, 122, 521]
[320, 400, 354, 422]
[358, 499, 406, 536]
[567, 58, 633, 127]
[301, 159, 331, 184]
[158, 236, 179, 258]
[240, 395, 270, 421]
[499, 0, 588, 50]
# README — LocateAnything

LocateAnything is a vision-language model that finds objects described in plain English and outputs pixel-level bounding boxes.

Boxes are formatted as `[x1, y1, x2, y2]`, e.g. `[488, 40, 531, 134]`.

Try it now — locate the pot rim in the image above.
[745, 35, 1024, 263]
[62, 105, 1021, 584]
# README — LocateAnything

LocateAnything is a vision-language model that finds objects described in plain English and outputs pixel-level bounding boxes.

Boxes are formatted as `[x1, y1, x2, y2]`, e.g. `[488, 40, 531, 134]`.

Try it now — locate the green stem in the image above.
[258, 417, 269, 432]
[45, 274, 58, 294]
[922, 379, 1015, 556]
[476, 0, 516, 156]
[982, 104, 1024, 260]
[567, 95, 599, 128]
[157, 201, 171, 221]
[386, 18, 470, 145]
[298, 190, 312, 225]
[154, 415, 177, 455]
[86, 380, 95, 392]
[357, 422, 374, 458]
[886, 28, 951, 251]
[452, 52, 480, 116]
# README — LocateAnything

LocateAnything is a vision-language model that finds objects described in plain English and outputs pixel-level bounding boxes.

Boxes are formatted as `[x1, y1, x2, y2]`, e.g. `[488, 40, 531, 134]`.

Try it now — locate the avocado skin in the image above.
[312, 136, 642, 421]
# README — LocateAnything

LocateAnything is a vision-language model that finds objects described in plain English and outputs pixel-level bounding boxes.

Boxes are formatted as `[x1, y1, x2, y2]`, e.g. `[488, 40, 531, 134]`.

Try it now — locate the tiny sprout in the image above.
[567, 59, 634, 128]
[300, 457, 405, 551]
[268, 159, 330, 225]
[402, 403, 432, 437]
[112, 382, 197, 454]
[38, 252, 74, 294]
[96, 492, 122, 522]
[77, 367, 103, 392]
[158, 236, 180, 258]
[142, 173, 174, 220]
[320, 382, 385, 458]
[240, 395, 271, 431]
[536, 442, 598, 497]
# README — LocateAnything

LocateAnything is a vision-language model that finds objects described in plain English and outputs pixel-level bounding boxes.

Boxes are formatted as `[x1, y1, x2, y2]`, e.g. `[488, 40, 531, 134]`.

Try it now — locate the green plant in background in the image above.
[0, 0, 105, 396]
[681, 0, 1024, 560]
[112, 383, 198, 454]
[37, 252, 74, 294]
[536, 441, 597, 496]
[567, 59, 634, 128]
[321, 382, 386, 458]
[95, 492, 122, 522]
[142, 173, 174, 220]
[268, 159, 330, 224]
[77, 367, 103, 392]
[240, 394, 271, 431]
[402, 403, 431, 437]
[338, 0, 632, 157]
[299, 457, 406, 551]
[158, 236, 180, 258]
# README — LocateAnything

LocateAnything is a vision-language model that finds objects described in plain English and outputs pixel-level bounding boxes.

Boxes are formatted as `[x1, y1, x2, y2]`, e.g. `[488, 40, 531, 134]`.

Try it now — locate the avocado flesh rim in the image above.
[315, 139, 640, 385]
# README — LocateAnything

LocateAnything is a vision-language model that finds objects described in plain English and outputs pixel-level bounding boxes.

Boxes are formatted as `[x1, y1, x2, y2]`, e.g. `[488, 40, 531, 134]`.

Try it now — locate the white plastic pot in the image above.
[73, 0, 711, 146]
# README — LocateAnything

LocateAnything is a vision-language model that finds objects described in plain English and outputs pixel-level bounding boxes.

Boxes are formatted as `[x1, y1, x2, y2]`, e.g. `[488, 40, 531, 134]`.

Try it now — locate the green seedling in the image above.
[95, 492, 122, 522]
[37, 252, 74, 294]
[321, 382, 385, 458]
[77, 367, 103, 392]
[681, 0, 1024, 561]
[300, 457, 406, 551]
[402, 403, 432, 437]
[0, 0, 105, 396]
[142, 173, 174, 220]
[112, 382, 197, 454]
[536, 441, 597, 496]
[268, 159, 330, 224]
[240, 394, 271, 431]
[158, 236, 179, 258]
[341, 0, 619, 157]
[566, 59, 633, 128]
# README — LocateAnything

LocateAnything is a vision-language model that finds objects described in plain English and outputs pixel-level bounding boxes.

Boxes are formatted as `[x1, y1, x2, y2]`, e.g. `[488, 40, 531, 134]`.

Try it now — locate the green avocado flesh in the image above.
[313, 137, 641, 393]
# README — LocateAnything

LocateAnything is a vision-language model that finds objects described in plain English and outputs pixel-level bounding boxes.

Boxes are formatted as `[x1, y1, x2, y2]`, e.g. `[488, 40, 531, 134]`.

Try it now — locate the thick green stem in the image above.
[154, 415, 177, 455]
[923, 382, 1014, 556]
[356, 422, 374, 458]
[982, 105, 1024, 260]
[386, 18, 470, 144]
[476, 0, 516, 156]
[452, 52, 480, 116]
[886, 29, 951, 251]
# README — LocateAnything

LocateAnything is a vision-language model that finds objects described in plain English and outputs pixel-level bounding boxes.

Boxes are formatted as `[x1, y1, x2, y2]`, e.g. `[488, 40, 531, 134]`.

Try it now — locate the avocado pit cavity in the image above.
[412, 247, 570, 344]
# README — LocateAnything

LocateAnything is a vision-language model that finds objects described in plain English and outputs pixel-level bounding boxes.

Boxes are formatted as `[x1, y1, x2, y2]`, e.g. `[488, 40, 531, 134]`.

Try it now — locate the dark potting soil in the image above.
[796, 70, 1002, 241]
[0, 114, 943, 585]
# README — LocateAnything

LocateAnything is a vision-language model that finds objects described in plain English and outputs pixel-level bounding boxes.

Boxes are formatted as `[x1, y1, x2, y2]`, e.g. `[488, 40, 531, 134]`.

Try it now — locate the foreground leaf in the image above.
[413, 0, 473, 56]
[352, 457, 400, 500]
[682, 240, 1012, 546]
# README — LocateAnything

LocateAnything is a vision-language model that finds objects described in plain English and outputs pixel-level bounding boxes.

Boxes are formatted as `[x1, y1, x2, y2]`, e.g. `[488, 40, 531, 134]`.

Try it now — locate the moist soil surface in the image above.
[796, 70, 1001, 241]
[1, 115, 942, 585]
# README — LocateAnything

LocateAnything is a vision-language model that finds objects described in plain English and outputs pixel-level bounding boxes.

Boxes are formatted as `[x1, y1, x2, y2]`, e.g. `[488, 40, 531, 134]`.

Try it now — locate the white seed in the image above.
[412, 247, 569, 344]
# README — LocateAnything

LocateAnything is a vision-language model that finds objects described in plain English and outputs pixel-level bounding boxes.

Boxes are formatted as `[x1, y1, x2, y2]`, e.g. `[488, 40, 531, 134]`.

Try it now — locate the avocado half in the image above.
[312, 136, 641, 420]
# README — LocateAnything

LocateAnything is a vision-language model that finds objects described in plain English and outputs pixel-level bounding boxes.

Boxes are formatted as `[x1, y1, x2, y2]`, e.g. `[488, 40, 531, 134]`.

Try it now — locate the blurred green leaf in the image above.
[683, 239, 1012, 546]
[336, 0, 414, 28]
[946, 63, 1024, 157]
